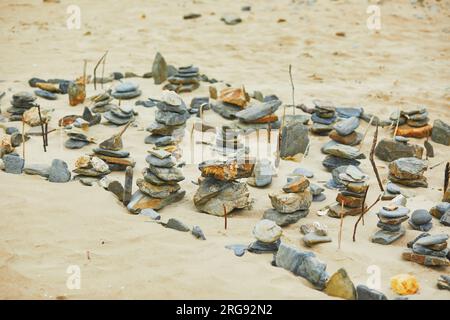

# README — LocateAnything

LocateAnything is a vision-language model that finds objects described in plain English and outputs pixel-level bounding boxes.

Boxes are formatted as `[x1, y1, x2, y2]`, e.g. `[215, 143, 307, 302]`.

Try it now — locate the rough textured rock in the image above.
[127, 190, 185, 213]
[431, 119, 450, 146]
[375, 139, 423, 162]
[3, 154, 24, 174]
[152, 52, 167, 85]
[371, 227, 405, 245]
[356, 285, 387, 300]
[389, 157, 428, 180]
[253, 219, 282, 243]
[333, 117, 359, 136]
[279, 122, 309, 158]
[282, 176, 310, 193]
[192, 225, 206, 240]
[263, 209, 308, 227]
[164, 218, 190, 232]
[269, 190, 312, 214]
[324, 268, 356, 300]
[198, 159, 254, 181]
[235, 99, 281, 122]
[321, 141, 365, 160]
[303, 233, 332, 247]
[48, 159, 71, 183]
[402, 249, 449, 267]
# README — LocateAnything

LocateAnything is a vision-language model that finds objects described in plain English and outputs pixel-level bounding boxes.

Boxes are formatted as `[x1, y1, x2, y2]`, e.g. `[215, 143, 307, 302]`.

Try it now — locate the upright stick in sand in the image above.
[21, 120, 25, 160]
[353, 190, 382, 242]
[36, 104, 47, 152]
[358, 115, 375, 151]
[223, 204, 227, 230]
[338, 200, 344, 250]
[123, 166, 133, 206]
[93, 50, 108, 90]
[289, 64, 295, 116]
[445, 162, 450, 196]
[370, 124, 384, 192]
[392, 108, 401, 140]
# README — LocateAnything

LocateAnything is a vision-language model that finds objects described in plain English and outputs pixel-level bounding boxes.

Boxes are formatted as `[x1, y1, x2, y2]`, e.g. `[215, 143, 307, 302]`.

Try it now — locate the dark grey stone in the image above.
[410, 209, 432, 225]
[263, 209, 308, 227]
[164, 218, 190, 232]
[412, 243, 449, 258]
[152, 52, 167, 85]
[192, 225, 206, 240]
[431, 119, 450, 146]
[356, 285, 388, 300]
[3, 154, 24, 174]
[34, 89, 57, 100]
[333, 116, 359, 136]
[48, 159, 71, 183]
[279, 122, 309, 158]
[248, 239, 280, 254]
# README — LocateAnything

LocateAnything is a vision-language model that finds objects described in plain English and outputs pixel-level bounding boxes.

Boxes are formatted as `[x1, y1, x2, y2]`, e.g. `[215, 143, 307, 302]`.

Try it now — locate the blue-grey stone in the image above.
[309, 183, 324, 196]
[336, 107, 363, 119]
[93, 148, 130, 158]
[192, 225, 206, 240]
[441, 211, 450, 226]
[386, 182, 401, 195]
[412, 244, 449, 258]
[145, 154, 176, 168]
[311, 113, 336, 125]
[431, 119, 450, 146]
[275, 243, 329, 290]
[48, 159, 71, 183]
[23, 163, 50, 178]
[3, 154, 24, 174]
[410, 209, 432, 225]
[333, 116, 360, 136]
[436, 202, 450, 214]
[313, 194, 326, 202]
[248, 239, 280, 254]
[226, 244, 247, 257]
[377, 221, 402, 232]
[140, 208, 161, 220]
[65, 139, 89, 149]
[322, 155, 360, 171]
[407, 232, 430, 248]
[292, 167, 314, 178]
[115, 82, 138, 93]
[5, 127, 19, 135]
[34, 89, 57, 100]
[263, 209, 308, 227]
[144, 134, 176, 147]
[408, 220, 432, 232]
[279, 122, 309, 158]
[371, 227, 405, 245]
[415, 234, 448, 246]
[356, 285, 387, 300]
[164, 218, 190, 232]
[111, 90, 141, 100]
[378, 206, 410, 219]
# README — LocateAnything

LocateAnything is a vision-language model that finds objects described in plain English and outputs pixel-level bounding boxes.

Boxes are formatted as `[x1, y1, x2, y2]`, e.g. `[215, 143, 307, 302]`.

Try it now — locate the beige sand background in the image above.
[0, 0, 449, 299]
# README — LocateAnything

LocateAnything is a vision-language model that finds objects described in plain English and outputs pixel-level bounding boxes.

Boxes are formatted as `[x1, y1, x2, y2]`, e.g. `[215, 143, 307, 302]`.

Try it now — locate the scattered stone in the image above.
[324, 268, 356, 300]
[303, 233, 332, 247]
[247, 159, 273, 187]
[375, 139, 423, 162]
[437, 275, 450, 291]
[140, 208, 161, 220]
[253, 219, 282, 243]
[107, 180, 124, 201]
[333, 116, 359, 136]
[356, 285, 387, 300]
[221, 14, 242, 25]
[263, 208, 308, 227]
[225, 244, 247, 257]
[409, 209, 433, 231]
[431, 119, 450, 146]
[152, 52, 167, 85]
[164, 218, 190, 232]
[322, 155, 360, 171]
[183, 13, 201, 20]
[3, 154, 24, 174]
[48, 159, 71, 183]
[192, 225, 206, 240]
[269, 190, 312, 214]
[322, 141, 365, 160]
[23, 163, 50, 177]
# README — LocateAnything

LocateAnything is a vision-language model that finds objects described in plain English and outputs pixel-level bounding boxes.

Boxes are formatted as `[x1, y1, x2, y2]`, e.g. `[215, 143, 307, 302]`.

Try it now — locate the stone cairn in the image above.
[408, 209, 433, 232]
[164, 65, 200, 93]
[64, 129, 95, 150]
[90, 91, 114, 113]
[145, 91, 189, 147]
[371, 195, 409, 245]
[193, 158, 254, 216]
[92, 124, 135, 172]
[430, 202, 450, 227]
[128, 148, 186, 213]
[328, 165, 369, 218]
[310, 100, 337, 136]
[111, 82, 141, 100]
[248, 219, 282, 254]
[8, 92, 36, 121]
[104, 105, 135, 126]
[265, 175, 312, 226]
[73, 155, 111, 180]
[388, 157, 428, 188]
[392, 107, 432, 139]
[211, 87, 250, 120]
[321, 118, 364, 172]
[234, 99, 282, 130]
[403, 233, 450, 267]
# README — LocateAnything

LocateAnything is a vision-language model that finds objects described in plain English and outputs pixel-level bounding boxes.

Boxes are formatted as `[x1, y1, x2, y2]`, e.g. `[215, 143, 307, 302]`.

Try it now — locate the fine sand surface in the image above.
[0, 0, 449, 299]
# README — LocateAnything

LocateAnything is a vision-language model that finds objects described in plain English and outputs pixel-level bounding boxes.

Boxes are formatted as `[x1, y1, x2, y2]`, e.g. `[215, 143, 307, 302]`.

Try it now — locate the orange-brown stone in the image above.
[219, 87, 249, 108]
[395, 124, 432, 139]
[244, 114, 279, 124]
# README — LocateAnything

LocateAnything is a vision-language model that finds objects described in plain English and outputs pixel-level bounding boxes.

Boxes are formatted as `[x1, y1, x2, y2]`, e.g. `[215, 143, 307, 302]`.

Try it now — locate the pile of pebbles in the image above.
[104, 105, 136, 126]
[145, 91, 189, 147]
[93, 128, 135, 172]
[327, 165, 369, 218]
[430, 202, 450, 227]
[393, 107, 432, 138]
[248, 219, 282, 254]
[234, 99, 282, 130]
[73, 155, 111, 180]
[372, 196, 409, 245]
[404, 233, 450, 267]
[310, 100, 337, 135]
[301, 222, 332, 247]
[264, 175, 312, 227]
[64, 129, 95, 149]
[128, 148, 186, 212]
[408, 209, 433, 232]
[111, 82, 141, 100]
[329, 116, 362, 146]
[164, 65, 200, 93]
[8, 92, 37, 121]
[90, 91, 114, 113]
[388, 157, 428, 188]
[193, 159, 253, 216]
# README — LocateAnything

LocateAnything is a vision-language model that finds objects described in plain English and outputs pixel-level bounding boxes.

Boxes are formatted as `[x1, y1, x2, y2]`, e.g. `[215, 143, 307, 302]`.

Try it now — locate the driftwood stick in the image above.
[358, 115, 375, 151]
[392, 108, 401, 140]
[353, 192, 382, 242]
[44, 121, 49, 147]
[267, 123, 271, 144]
[21, 120, 26, 160]
[338, 200, 344, 250]
[288, 64, 295, 116]
[361, 187, 369, 226]
[36, 104, 47, 152]
[93, 50, 108, 90]
[223, 204, 227, 230]
[370, 124, 384, 191]
[445, 162, 450, 195]
[430, 160, 446, 170]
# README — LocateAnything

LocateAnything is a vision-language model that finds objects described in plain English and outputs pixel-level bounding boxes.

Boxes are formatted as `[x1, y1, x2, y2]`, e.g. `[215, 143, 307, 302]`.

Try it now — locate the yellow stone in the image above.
[390, 274, 419, 295]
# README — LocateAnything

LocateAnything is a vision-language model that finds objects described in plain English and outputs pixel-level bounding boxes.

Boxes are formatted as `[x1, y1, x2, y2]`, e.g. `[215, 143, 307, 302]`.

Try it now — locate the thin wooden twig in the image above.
[352, 192, 382, 242]
[288, 64, 295, 116]
[223, 204, 227, 230]
[370, 124, 384, 191]
[21, 120, 25, 160]
[358, 114, 375, 151]
[267, 122, 271, 144]
[93, 50, 108, 90]
[36, 104, 47, 152]
[445, 162, 450, 195]
[392, 108, 401, 140]
[338, 200, 344, 250]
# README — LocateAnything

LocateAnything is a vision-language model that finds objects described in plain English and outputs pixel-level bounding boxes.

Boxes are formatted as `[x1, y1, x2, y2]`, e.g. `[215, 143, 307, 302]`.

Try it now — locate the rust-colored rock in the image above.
[219, 87, 249, 108]
[244, 114, 278, 124]
[96, 155, 136, 167]
[282, 176, 310, 193]
[328, 204, 366, 218]
[336, 193, 364, 208]
[199, 159, 255, 181]
[443, 187, 450, 203]
[395, 124, 432, 139]
[402, 249, 450, 266]
[68, 77, 86, 106]
[329, 130, 358, 145]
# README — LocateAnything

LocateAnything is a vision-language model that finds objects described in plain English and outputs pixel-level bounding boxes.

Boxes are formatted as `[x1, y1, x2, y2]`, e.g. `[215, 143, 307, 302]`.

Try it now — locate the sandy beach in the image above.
[0, 0, 449, 299]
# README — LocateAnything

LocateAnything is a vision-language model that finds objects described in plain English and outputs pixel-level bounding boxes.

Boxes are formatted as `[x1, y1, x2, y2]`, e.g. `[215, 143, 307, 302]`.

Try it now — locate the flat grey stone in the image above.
[431, 119, 450, 146]
[140, 208, 161, 220]
[93, 148, 130, 158]
[416, 234, 449, 246]
[371, 227, 405, 245]
[145, 154, 176, 168]
[302, 233, 332, 247]
[23, 163, 50, 177]
[263, 209, 308, 227]
[412, 243, 448, 258]
[356, 285, 387, 300]
[248, 239, 280, 254]
[164, 218, 190, 232]
[236, 99, 281, 122]
[292, 167, 314, 178]
[279, 122, 309, 158]
[321, 140, 365, 160]
[225, 244, 247, 257]
[333, 116, 359, 136]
